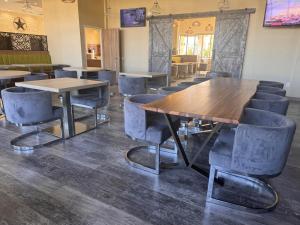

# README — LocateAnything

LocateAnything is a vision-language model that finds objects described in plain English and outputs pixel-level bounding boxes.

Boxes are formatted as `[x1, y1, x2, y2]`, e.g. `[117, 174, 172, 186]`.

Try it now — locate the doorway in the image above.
[83, 27, 102, 68]
[171, 17, 216, 82]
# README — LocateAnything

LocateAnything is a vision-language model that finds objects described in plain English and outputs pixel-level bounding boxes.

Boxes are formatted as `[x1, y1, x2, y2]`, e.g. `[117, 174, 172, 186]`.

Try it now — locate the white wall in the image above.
[43, 0, 83, 66]
[108, 0, 300, 98]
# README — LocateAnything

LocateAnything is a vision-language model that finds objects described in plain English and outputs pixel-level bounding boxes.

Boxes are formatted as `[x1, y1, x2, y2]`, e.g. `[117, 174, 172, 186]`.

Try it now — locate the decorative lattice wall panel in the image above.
[0, 32, 48, 51]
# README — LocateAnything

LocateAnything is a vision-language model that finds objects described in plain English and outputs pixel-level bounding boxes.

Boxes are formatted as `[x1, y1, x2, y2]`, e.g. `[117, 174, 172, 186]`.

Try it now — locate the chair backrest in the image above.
[249, 92, 289, 115]
[158, 86, 186, 95]
[98, 70, 117, 86]
[177, 82, 198, 88]
[54, 69, 77, 79]
[1, 87, 55, 125]
[207, 71, 232, 79]
[118, 75, 146, 96]
[257, 85, 286, 97]
[124, 94, 164, 140]
[232, 108, 296, 176]
[259, 80, 284, 89]
[24, 73, 48, 81]
[194, 77, 211, 83]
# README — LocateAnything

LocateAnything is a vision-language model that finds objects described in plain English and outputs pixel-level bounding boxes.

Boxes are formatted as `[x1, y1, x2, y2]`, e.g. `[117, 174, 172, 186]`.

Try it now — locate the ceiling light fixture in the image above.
[62, 0, 76, 3]
[150, 0, 162, 16]
[218, 0, 230, 10]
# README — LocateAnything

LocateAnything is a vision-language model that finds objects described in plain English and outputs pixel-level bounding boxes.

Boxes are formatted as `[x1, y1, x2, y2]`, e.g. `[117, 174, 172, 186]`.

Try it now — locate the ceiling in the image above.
[0, 0, 43, 15]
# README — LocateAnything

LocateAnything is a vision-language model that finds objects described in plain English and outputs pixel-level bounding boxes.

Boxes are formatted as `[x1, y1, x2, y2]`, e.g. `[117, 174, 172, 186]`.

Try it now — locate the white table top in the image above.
[63, 67, 102, 72]
[16, 78, 105, 93]
[0, 70, 31, 79]
[120, 72, 167, 78]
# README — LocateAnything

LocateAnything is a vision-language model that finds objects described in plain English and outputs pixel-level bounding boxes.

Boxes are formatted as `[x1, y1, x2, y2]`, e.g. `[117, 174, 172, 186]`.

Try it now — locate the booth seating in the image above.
[0, 50, 52, 73]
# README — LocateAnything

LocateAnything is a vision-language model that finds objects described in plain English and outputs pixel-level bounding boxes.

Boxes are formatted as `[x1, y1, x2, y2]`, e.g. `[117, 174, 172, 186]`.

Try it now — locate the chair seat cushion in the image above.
[53, 106, 63, 119]
[209, 129, 235, 169]
[145, 113, 179, 145]
[71, 94, 107, 108]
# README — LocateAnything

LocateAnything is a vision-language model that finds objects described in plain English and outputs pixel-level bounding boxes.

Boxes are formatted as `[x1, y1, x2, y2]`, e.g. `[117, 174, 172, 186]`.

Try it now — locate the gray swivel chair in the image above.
[24, 73, 48, 81]
[124, 94, 180, 174]
[118, 75, 147, 107]
[1, 87, 64, 151]
[207, 108, 296, 212]
[194, 77, 211, 83]
[54, 69, 77, 79]
[98, 70, 117, 96]
[259, 80, 284, 89]
[249, 92, 289, 115]
[207, 71, 232, 79]
[257, 85, 286, 97]
[118, 76, 147, 96]
[71, 81, 110, 130]
[147, 77, 167, 92]
[177, 81, 198, 88]
[158, 86, 186, 95]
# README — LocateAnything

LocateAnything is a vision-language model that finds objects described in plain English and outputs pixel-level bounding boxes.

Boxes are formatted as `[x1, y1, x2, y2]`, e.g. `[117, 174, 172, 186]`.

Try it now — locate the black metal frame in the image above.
[164, 113, 222, 178]
[206, 166, 279, 212]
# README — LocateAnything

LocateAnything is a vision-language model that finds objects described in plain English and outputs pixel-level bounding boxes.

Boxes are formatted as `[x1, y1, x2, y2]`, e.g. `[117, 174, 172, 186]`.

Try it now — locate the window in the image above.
[179, 34, 214, 59]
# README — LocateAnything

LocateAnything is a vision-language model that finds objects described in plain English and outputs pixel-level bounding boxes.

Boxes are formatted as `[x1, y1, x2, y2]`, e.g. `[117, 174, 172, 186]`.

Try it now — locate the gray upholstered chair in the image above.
[1, 87, 64, 151]
[98, 70, 117, 96]
[24, 73, 48, 81]
[171, 65, 178, 80]
[54, 69, 77, 79]
[207, 71, 232, 79]
[177, 81, 198, 88]
[98, 70, 117, 85]
[158, 86, 186, 95]
[194, 77, 211, 83]
[259, 80, 284, 89]
[71, 81, 110, 130]
[207, 108, 296, 211]
[257, 85, 286, 97]
[118, 75, 147, 96]
[124, 94, 180, 174]
[249, 92, 289, 115]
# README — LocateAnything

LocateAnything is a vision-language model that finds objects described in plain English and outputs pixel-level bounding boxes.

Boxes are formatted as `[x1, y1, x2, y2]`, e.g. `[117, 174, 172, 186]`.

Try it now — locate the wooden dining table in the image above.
[142, 78, 259, 176]
[16, 78, 106, 138]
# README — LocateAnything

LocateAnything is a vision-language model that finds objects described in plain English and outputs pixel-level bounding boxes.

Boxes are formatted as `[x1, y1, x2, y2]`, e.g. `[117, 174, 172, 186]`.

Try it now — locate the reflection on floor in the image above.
[0, 94, 299, 225]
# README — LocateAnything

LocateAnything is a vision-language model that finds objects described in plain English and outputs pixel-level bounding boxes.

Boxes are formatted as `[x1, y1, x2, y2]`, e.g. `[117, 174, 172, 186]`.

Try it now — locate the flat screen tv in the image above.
[264, 0, 300, 27]
[120, 8, 146, 28]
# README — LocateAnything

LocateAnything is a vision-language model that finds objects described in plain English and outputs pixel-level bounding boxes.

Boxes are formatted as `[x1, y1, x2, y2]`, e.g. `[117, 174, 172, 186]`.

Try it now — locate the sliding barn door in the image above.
[101, 28, 120, 73]
[212, 13, 250, 79]
[149, 18, 173, 83]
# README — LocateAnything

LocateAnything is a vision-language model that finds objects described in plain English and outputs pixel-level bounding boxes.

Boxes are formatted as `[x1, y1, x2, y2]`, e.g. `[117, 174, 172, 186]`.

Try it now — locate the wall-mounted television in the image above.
[120, 8, 146, 28]
[264, 0, 300, 27]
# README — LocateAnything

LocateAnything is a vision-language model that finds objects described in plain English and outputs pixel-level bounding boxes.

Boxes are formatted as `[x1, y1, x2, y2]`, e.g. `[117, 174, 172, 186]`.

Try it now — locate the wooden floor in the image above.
[0, 94, 299, 225]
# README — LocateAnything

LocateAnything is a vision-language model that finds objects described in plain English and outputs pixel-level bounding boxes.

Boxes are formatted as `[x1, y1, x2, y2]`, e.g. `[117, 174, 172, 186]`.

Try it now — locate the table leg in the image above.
[61, 92, 75, 138]
[164, 114, 189, 166]
[164, 113, 223, 178]
[188, 123, 223, 168]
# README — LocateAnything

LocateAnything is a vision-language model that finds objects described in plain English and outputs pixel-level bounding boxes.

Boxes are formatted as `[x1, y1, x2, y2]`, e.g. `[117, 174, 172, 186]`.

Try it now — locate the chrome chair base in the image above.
[125, 144, 179, 175]
[11, 129, 64, 151]
[126, 145, 161, 175]
[206, 166, 279, 213]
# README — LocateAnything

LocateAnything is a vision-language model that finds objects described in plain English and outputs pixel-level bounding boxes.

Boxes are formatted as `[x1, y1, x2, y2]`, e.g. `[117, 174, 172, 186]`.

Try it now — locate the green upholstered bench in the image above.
[0, 50, 52, 72]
